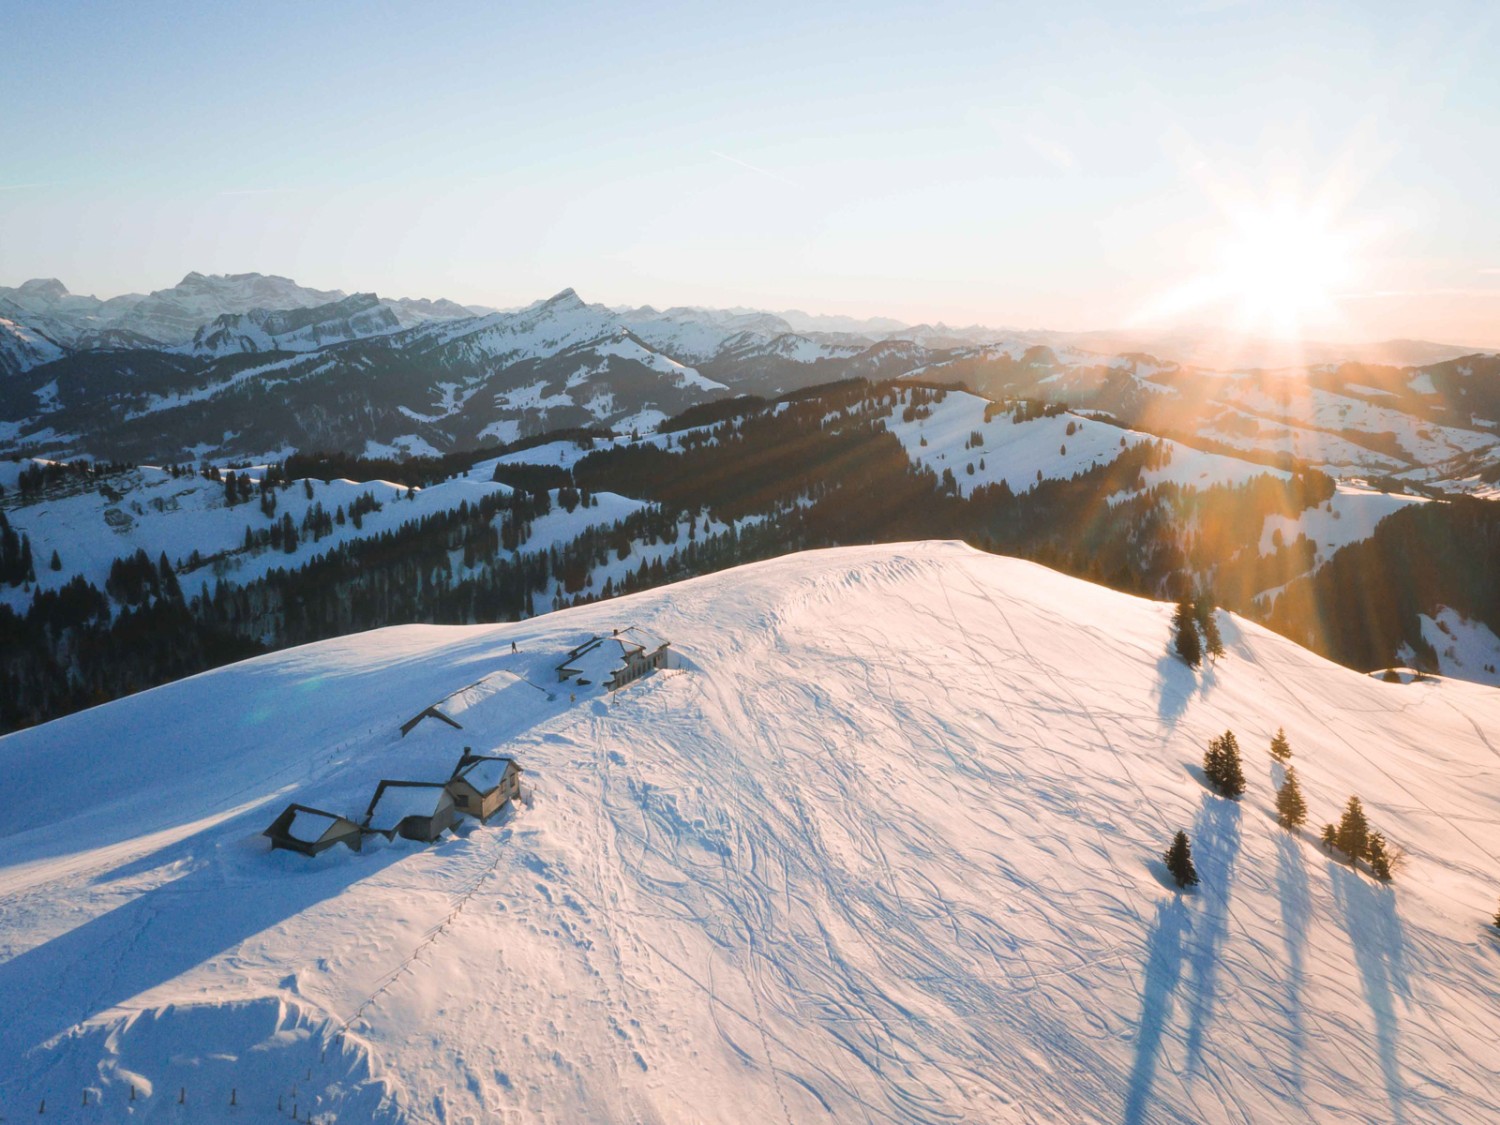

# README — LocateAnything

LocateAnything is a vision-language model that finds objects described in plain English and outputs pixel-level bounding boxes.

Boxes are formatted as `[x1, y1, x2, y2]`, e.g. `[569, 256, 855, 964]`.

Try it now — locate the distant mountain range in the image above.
[1, 272, 1497, 491]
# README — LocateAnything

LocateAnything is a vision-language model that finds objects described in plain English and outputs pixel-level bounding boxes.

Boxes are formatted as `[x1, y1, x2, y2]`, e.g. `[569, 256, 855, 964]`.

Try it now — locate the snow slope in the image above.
[886, 389, 1280, 498]
[0, 460, 645, 613]
[1, 543, 1498, 1123]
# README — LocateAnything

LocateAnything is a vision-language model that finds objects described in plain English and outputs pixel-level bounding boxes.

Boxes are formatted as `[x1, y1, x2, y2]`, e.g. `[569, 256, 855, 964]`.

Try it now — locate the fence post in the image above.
[231, 1086, 237, 1106]
[179, 1086, 186, 1105]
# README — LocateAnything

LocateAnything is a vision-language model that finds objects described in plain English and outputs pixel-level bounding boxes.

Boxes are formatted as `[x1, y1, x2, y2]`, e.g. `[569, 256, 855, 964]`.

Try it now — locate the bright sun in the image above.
[1138, 178, 1373, 346]
[1212, 202, 1356, 339]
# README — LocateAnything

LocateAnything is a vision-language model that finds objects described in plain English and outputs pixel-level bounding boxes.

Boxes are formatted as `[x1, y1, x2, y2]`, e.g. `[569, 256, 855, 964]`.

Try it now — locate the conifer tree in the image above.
[1493, 899, 1500, 931]
[1367, 832, 1393, 881]
[1173, 599, 1202, 668]
[1204, 730, 1246, 798]
[1164, 830, 1199, 888]
[1335, 796, 1370, 864]
[1321, 823, 1338, 850]
[1276, 766, 1307, 829]
[1194, 594, 1225, 661]
[49, 549, 61, 572]
[1269, 727, 1292, 763]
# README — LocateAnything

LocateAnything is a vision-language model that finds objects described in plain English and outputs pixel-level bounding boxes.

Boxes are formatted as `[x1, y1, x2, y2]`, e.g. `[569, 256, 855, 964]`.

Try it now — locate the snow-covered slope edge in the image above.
[0, 543, 1497, 1123]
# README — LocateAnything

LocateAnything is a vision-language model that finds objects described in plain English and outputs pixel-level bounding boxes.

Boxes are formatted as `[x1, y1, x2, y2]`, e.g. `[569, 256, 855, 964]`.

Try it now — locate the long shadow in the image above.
[1273, 830, 1312, 1094]
[1330, 861, 1412, 1125]
[1153, 652, 1196, 727]
[1124, 897, 1192, 1125]
[0, 817, 412, 1100]
[1183, 791, 1241, 1073]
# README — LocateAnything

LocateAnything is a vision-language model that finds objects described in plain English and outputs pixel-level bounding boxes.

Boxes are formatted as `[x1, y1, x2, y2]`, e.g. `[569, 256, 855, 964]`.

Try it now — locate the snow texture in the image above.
[0, 543, 1497, 1123]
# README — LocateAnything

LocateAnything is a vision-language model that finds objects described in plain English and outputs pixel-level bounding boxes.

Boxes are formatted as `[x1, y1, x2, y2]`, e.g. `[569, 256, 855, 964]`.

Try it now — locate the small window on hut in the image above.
[455, 794, 469, 808]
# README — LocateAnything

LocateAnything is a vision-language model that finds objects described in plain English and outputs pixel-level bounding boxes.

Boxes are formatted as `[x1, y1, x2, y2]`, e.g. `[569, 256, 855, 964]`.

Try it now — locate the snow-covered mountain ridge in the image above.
[1, 542, 1496, 1122]
[5, 274, 1497, 487]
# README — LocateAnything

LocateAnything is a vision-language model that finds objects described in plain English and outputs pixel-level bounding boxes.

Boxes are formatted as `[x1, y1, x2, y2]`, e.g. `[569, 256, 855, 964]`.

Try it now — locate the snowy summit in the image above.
[0, 543, 1497, 1122]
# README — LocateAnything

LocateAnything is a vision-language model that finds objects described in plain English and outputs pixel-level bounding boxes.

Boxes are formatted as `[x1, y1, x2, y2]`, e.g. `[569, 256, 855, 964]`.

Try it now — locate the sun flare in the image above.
[1212, 202, 1357, 339]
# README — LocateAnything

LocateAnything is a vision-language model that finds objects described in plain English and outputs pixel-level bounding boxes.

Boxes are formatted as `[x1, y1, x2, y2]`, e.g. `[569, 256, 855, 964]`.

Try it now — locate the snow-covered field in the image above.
[0, 543, 1497, 1123]
[0, 460, 645, 612]
[885, 389, 1281, 498]
[1258, 483, 1430, 565]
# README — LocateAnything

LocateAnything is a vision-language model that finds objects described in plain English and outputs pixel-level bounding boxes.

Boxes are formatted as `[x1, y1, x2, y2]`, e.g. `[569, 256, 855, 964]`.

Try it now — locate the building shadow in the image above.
[0, 823, 412, 1099]
[1124, 896, 1192, 1125]
[1330, 861, 1412, 1125]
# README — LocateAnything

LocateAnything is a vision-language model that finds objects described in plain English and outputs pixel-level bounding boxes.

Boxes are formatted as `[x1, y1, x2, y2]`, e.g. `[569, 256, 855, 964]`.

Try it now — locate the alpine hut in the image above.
[447, 752, 522, 822]
[363, 781, 458, 842]
[556, 627, 670, 691]
[263, 804, 362, 856]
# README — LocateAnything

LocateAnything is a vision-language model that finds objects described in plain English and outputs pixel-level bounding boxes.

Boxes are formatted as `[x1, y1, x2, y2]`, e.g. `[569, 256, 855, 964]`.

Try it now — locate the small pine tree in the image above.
[1269, 727, 1292, 763]
[1335, 796, 1370, 865]
[1493, 899, 1500, 931]
[1367, 832, 1393, 881]
[1204, 730, 1246, 798]
[1194, 594, 1225, 661]
[49, 549, 61, 572]
[1173, 599, 1202, 668]
[1276, 766, 1307, 829]
[1164, 830, 1199, 888]
[1321, 823, 1338, 850]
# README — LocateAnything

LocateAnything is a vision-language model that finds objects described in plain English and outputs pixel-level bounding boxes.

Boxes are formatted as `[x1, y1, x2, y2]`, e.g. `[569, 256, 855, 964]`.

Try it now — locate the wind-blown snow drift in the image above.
[0, 542, 1497, 1123]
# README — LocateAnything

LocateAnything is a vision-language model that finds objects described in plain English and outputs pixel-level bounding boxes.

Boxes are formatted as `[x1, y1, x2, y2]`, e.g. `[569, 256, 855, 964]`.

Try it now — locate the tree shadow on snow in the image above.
[1274, 831, 1312, 1094]
[1329, 860, 1412, 1125]
[1125, 792, 1243, 1124]
[0, 816, 414, 1098]
[1153, 651, 1218, 728]
[1182, 792, 1241, 1073]
[1124, 896, 1192, 1125]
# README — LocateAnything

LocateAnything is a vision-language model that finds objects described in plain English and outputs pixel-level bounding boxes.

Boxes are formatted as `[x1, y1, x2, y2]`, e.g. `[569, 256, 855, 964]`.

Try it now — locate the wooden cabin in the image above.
[363, 781, 458, 842]
[556, 627, 670, 691]
[263, 804, 362, 856]
[447, 752, 523, 822]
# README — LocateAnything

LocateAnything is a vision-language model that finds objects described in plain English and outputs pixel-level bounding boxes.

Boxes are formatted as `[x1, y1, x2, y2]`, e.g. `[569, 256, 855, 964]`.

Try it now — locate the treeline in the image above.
[0, 550, 261, 730]
[1, 377, 1471, 730]
[1265, 496, 1500, 671]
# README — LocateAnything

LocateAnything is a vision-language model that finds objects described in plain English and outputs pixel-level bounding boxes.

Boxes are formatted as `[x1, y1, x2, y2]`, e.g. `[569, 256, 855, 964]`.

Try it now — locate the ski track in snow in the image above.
[0, 543, 1497, 1123]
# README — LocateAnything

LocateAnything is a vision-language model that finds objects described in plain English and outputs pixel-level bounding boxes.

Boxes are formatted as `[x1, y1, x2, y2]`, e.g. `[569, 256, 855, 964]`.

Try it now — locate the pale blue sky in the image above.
[3, 0, 1497, 343]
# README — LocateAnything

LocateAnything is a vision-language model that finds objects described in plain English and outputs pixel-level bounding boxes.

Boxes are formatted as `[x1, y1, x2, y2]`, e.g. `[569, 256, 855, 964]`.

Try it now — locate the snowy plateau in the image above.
[1, 543, 1497, 1123]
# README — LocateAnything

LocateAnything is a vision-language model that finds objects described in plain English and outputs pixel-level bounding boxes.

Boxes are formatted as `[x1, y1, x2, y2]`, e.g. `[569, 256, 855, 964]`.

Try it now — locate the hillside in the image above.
[1, 543, 1497, 1123]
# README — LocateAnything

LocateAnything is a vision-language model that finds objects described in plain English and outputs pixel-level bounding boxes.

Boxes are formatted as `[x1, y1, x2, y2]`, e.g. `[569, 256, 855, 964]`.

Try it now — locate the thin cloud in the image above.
[217, 187, 298, 196]
[1021, 133, 1077, 173]
[708, 150, 798, 188]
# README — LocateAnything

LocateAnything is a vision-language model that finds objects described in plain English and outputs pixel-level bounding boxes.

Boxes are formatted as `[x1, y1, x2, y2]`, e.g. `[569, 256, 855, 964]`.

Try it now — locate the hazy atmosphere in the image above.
[3, 4, 1499, 1123]
[4, 0, 1498, 345]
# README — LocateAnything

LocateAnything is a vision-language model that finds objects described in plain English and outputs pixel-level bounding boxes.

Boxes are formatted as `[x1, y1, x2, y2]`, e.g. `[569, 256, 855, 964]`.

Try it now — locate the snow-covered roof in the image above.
[454, 756, 519, 794]
[285, 807, 344, 843]
[558, 627, 669, 684]
[366, 783, 449, 831]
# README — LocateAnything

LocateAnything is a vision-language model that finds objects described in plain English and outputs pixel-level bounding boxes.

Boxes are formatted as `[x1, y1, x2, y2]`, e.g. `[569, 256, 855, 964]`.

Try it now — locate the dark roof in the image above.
[400, 705, 463, 737]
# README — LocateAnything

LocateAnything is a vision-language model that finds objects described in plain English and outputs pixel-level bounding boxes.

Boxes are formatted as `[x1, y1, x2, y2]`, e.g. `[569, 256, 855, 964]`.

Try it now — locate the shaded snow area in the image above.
[1258, 483, 1429, 565]
[2, 543, 1499, 1123]
[885, 389, 1279, 498]
[1415, 608, 1500, 687]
